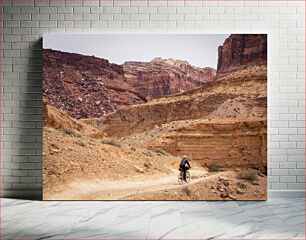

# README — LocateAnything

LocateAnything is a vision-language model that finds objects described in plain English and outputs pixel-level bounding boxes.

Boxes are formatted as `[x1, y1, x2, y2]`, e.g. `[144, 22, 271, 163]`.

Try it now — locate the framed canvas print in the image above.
[43, 34, 267, 200]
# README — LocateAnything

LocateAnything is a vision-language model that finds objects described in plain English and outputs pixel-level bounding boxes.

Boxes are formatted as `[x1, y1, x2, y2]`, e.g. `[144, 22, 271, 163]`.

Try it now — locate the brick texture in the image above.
[1, 0, 305, 197]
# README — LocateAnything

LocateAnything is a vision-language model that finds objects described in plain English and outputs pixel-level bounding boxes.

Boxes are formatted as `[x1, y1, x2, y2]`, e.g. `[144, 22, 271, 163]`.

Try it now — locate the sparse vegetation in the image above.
[236, 181, 247, 189]
[63, 127, 82, 138]
[237, 168, 258, 182]
[182, 187, 192, 197]
[209, 162, 219, 172]
[100, 137, 122, 147]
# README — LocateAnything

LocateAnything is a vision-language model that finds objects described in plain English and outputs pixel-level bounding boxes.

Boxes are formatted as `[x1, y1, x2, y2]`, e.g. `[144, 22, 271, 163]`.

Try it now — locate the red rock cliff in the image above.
[217, 34, 267, 77]
[43, 49, 216, 119]
[123, 58, 216, 98]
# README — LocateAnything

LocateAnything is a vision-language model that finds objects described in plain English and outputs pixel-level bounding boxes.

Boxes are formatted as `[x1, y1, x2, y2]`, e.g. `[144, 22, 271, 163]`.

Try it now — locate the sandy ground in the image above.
[46, 168, 208, 200]
[127, 170, 267, 201]
[45, 167, 266, 201]
[43, 108, 267, 201]
[43, 125, 184, 199]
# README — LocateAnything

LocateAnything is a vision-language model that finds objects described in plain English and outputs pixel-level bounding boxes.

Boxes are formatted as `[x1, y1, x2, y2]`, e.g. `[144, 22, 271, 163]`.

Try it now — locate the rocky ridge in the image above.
[96, 65, 267, 138]
[123, 57, 216, 98]
[91, 62, 267, 169]
[43, 49, 145, 119]
[149, 118, 267, 169]
[43, 49, 216, 119]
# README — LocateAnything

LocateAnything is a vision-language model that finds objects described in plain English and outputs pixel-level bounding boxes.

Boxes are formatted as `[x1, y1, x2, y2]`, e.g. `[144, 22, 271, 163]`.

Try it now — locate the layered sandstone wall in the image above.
[150, 119, 267, 168]
[98, 66, 267, 138]
[217, 34, 267, 77]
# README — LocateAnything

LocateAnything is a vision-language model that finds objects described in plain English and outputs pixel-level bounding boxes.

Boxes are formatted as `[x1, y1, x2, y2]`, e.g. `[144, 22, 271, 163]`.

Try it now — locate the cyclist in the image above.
[179, 155, 191, 182]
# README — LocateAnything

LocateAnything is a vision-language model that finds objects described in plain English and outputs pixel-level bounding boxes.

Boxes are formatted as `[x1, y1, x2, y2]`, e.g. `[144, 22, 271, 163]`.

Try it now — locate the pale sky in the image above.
[43, 34, 229, 68]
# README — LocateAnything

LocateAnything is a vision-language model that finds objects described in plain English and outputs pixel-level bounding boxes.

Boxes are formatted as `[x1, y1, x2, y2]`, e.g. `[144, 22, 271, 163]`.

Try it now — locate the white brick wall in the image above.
[1, 0, 305, 198]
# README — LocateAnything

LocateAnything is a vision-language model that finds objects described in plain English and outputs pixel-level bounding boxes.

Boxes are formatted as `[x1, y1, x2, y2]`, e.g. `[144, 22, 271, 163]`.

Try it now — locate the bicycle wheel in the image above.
[185, 171, 190, 183]
[178, 172, 183, 185]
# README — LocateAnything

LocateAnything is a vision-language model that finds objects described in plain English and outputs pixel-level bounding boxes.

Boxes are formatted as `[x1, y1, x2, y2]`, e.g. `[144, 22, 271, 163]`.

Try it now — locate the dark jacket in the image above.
[180, 157, 190, 169]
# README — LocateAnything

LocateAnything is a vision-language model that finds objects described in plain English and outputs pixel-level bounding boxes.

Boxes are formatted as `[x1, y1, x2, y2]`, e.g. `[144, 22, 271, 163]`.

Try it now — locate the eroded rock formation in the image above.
[217, 34, 267, 77]
[43, 49, 144, 119]
[97, 66, 267, 138]
[123, 58, 216, 98]
[43, 49, 216, 119]
[150, 119, 267, 168]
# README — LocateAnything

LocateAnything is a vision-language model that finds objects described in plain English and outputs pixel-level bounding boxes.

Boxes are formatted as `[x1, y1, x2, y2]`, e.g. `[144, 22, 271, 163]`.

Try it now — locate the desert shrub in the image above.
[63, 127, 82, 138]
[237, 168, 258, 182]
[182, 187, 192, 197]
[209, 162, 219, 172]
[244, 164, 267, 176]
[100, 138, 122, 147]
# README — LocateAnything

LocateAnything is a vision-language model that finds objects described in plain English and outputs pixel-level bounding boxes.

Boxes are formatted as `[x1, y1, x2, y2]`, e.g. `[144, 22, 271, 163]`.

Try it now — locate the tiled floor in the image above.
[2, 198, 305, 239]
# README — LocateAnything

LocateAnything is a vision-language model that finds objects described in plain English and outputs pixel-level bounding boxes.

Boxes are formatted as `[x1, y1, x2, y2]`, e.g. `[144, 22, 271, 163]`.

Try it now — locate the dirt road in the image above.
[48, 168, 223, 200]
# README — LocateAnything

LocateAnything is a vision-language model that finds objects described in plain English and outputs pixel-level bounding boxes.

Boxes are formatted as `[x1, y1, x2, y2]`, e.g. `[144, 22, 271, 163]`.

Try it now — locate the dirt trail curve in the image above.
[49, 168, 224, 200]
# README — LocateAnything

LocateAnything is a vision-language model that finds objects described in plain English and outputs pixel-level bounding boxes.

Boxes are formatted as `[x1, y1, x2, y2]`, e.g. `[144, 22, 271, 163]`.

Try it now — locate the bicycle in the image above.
[178, 168, 190, 185]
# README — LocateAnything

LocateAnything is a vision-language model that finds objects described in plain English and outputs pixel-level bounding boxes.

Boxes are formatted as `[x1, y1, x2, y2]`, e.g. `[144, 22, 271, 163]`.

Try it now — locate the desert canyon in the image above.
[43, 34, 267, 200]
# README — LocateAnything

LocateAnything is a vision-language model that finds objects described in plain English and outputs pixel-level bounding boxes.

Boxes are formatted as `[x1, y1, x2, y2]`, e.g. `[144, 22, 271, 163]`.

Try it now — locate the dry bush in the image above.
[237, 168, 258, 182]
[182, 187, 192, 197]
[209, 162, 219, 172]
[100, 137, 122, 147]
[63, 127, 82, 138]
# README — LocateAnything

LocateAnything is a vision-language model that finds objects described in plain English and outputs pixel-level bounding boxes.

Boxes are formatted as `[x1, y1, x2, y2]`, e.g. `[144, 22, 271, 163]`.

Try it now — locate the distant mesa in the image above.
[123, 56, 216, 99]
[43, 49, 216, 119]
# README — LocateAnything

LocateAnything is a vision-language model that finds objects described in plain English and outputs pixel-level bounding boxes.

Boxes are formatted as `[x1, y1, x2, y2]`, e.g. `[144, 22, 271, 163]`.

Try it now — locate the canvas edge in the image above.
[1, 189, 304, 200]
